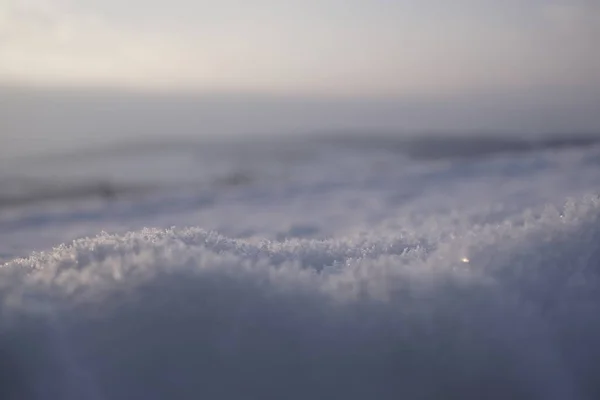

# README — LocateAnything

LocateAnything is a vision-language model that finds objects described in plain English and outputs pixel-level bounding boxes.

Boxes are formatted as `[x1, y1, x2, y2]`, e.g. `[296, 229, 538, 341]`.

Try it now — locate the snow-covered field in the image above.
[1, 134, 600, 399]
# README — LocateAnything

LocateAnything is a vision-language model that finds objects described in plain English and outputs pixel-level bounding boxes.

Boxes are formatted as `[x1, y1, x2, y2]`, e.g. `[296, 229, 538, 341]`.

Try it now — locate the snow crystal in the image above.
[1, 195, 600, 399]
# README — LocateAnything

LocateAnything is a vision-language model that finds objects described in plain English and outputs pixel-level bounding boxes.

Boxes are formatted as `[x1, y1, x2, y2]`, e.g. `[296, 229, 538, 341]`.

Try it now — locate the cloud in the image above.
[542, 2, 600, 30]
[0, 1, 209, 90]
[0, 0, 599, 96]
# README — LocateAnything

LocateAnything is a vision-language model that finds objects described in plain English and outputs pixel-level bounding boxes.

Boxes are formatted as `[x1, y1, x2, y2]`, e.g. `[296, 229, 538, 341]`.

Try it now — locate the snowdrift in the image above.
[2, 195, 600, 399]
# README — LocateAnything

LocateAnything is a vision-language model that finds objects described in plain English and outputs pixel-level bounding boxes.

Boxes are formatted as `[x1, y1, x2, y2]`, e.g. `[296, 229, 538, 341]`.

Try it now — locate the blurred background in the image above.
[1, 0, 600, 260]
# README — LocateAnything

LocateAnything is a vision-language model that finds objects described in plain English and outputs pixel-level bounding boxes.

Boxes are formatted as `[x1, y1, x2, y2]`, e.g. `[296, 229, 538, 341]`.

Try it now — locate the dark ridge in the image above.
[212, 172, 254, 188]
[0, 181, 153, 209]
[5, 132, 600, 167]
[1, 133, 598, 210]
[325, 133, 600, 160]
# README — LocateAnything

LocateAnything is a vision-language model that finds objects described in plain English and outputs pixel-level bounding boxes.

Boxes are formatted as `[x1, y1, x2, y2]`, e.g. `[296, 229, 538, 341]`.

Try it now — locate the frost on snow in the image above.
[1, 195, 600, 399]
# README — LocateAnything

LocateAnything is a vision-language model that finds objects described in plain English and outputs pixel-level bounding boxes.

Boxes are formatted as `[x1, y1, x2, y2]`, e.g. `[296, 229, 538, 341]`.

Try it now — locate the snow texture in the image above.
[1, 194, 600, 399]
[1, 136, 600, 399]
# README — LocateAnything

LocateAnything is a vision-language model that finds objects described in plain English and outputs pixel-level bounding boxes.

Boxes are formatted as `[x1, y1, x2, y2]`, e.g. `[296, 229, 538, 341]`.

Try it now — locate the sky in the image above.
[1, 0, 599, 98]
[0, 0, 599, 156]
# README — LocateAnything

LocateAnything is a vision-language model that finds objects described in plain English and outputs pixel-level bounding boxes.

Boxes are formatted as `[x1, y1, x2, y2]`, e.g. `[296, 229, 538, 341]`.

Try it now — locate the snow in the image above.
[1, 135, 600, 399]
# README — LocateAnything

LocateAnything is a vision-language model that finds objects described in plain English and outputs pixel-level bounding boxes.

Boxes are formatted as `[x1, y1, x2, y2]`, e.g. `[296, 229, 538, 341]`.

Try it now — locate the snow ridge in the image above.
[2, 195, 600, 399]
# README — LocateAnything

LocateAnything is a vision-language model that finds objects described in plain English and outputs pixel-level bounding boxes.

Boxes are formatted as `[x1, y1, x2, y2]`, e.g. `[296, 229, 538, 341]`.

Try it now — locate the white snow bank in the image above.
[2, 195, 600, 399]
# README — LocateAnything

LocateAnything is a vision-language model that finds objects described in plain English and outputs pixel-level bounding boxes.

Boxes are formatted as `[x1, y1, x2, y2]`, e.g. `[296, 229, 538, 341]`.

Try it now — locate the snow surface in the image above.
[1, 136, 600, 399]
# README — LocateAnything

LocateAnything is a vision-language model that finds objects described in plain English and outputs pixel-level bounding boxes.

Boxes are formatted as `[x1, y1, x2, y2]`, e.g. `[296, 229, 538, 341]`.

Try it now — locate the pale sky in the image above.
[1, 0, 599, 97]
